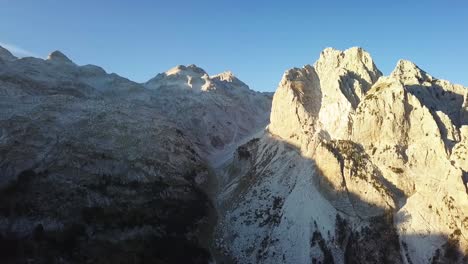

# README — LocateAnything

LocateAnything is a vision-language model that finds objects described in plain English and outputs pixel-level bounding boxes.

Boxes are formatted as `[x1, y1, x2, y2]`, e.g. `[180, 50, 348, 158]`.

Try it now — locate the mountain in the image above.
[215, 47, 468, 263]
[0, 47, 271, 263]
[145, 64, 272, 159]
[0, 44, 466, 264]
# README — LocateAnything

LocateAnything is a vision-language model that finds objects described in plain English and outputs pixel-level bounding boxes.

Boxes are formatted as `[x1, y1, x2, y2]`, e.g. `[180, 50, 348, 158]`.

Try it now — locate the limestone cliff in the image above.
[217, 47, 468, 264]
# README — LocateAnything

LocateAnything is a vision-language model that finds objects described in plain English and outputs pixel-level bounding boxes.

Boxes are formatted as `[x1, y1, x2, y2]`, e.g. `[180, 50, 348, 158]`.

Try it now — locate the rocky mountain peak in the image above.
[211, 71, 249, 89]
[391, 59, 433, 84]
[269, 65, 322, 149]
[187, 64, 206, 72]
[315, 47, 382, 84]
[0, 45, 17, 61]
[269, 47, 385, 143]
[47, 50, 75, 64]
[166, 64, 208, 77]
[145, 64, 213, 91]
[317, 47, 374, 67]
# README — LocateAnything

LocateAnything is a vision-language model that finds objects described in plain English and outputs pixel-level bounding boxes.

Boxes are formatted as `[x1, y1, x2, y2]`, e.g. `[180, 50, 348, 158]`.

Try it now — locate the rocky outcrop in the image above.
[314, 47, 382, 140]
[269, 47, 382, 150]
[217, 47, 468, 263]
[269, 65, 321, 151]
[352, 70, 467, 262]
[452, 126, 468, 171]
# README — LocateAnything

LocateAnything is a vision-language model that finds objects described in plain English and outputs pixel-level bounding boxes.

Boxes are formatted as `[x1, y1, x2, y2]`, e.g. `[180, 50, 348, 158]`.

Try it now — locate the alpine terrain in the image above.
[0, 45, 271, 263]
[215, 48, 468, 264]
[0, 45, 466, 264]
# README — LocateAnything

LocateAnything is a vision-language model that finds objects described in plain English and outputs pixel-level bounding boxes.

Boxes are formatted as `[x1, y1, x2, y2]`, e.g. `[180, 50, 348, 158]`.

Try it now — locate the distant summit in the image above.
[145, 64, 251, 92]
[47, 50, 75, 64]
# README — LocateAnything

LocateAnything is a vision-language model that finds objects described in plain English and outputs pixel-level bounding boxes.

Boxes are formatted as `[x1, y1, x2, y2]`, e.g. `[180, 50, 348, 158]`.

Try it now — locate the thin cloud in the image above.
[0, 41, 38, 58]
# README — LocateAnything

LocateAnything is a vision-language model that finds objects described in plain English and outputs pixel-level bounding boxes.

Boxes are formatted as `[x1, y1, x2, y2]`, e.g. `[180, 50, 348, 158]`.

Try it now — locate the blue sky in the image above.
[1, 0, 467, 91]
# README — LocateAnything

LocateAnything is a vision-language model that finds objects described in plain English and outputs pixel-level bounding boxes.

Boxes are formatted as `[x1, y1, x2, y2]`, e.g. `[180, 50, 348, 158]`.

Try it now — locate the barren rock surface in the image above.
[217, 47, 468, 264]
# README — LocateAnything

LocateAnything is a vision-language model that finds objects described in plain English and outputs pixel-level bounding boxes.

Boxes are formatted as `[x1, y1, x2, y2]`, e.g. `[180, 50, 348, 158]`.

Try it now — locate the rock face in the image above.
[269, 65, 322, 151]
[217, 47, 468, 263]
[269, 48, 382, 150]
[0, 46, 271, 263]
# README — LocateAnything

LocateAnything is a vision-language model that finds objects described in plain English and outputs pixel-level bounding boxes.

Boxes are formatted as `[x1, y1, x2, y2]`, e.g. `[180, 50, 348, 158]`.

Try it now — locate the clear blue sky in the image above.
[1, 0, 467, 91]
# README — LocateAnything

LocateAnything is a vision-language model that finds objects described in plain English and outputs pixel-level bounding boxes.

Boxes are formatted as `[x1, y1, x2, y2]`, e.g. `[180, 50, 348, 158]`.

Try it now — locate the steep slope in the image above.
[0, 50, 213, 263]
[217, 47, 468, 263]
[0, 47, 271, 263]
[352, 63, 468, 263]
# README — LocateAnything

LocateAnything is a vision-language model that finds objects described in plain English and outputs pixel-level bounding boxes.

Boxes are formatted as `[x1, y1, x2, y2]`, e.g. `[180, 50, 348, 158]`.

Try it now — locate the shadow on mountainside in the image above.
[406, 84, 466, 127]
[218, 135, 467, 264]
[0, 133, 466, 264]
[0, 168, 215, 264]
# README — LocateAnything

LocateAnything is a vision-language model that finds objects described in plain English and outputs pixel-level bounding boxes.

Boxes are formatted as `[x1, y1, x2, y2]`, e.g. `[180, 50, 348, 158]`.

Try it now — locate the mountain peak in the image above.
[187, 64, 206, 72]
[47, 50, 74, 64]
[0, 45, 17, 61]
[212, 71, 235, 81]
[393, 59, 422, 74]
[211, 71, 250, 90]
[391, 59, 432, 84]
[317, 47, 375, 69]
[315, 47, 382, 85]
[165, 64, 207, 77]
[319, 46, 367, 58]
[146, 64, 213, 91]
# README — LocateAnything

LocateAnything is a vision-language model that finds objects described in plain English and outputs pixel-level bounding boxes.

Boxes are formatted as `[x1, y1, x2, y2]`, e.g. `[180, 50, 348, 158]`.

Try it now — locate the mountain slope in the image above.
[0, 47, 271, 263]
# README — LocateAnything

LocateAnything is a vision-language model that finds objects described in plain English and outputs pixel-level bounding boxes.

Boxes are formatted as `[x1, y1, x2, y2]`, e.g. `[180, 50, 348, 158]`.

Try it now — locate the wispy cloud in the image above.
[0, 41, 38, 58]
